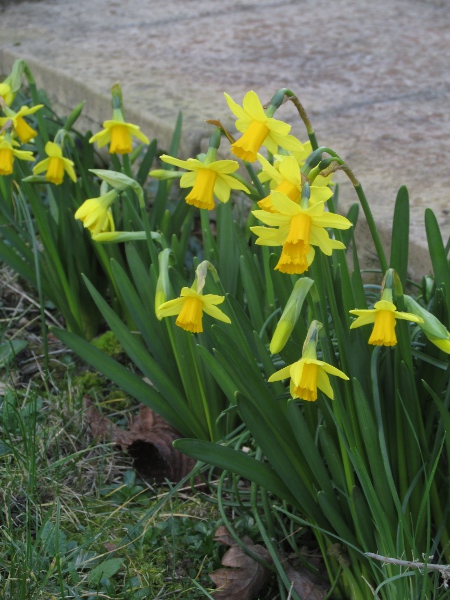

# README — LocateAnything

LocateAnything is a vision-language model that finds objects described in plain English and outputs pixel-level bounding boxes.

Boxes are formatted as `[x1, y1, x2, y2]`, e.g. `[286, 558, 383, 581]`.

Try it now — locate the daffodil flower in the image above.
[0, 82, 15, 106]
[224, 90, 304, 162]
[74, 189, 117, 236]
[159, 155, 249, 210]
[349, 300, 423, 346]
[269, 322, 349, 401]
[157, 287, 230, 333]
[0, 104, 43, 144]
[259, 143, 333, 197]
[33, 141, 77, 185]
[251, 191, 351, 274]
[256, 153, 333, 212]
[89, 118, 149, 155]
[0, 135, 34, 176]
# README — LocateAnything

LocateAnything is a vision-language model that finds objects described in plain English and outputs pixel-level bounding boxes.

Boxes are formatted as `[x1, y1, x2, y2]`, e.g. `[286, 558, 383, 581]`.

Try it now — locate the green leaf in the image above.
[136, 138, 158, 186]
[88, 558, 123, 584]
[0, 340, 28, 368]
[390, 186, 409, 287]
[51, 327, 193, 437]
[237, 394, 327, 525]
[173, 438, 297, 506]
[287, 400, 336, 501]
[425, 208, 450, 315]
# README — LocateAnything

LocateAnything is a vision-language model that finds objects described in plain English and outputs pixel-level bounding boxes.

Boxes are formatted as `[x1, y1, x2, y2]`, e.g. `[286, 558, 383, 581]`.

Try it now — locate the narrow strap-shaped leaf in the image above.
[197, 346, 239, 406]
[425, 208, 450, 315]
[287, 401, 336, 502]
[136, 138, 157, 186]
[237, 394, 328, 526]
[82, 275, 205, 437]
[174, 438, 297, 506]
[51, 327, 191, 436]
[390, 186, 409, 287]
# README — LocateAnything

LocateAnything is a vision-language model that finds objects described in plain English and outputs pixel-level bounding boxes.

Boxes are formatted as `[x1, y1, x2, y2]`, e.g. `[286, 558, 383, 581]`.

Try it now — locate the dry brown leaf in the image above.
[284, 562, 329, 600]
[210, 526, 272, 599]
[84, 398, 195, 482]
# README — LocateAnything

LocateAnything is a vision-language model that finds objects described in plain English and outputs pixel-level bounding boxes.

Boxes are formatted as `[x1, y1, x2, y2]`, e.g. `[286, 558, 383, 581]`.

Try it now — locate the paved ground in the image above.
[1, 0, 450, 277]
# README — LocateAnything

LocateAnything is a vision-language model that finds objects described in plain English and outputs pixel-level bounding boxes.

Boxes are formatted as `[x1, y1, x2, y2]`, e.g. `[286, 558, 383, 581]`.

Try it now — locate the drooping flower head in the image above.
[0, 104, 43, 144]
[251, 191, 351, 274]
[74, 189, 118, 236]
[269, 320, 349, 401]
[256, 153, 333, 212]
[0, 134, 34, 176]
[225, 91, 304, 162]
[350, 276, 423, 348]
[33, 141, 77, 185]
[159, 154, 249, 210]
[156, 260, 231, 333]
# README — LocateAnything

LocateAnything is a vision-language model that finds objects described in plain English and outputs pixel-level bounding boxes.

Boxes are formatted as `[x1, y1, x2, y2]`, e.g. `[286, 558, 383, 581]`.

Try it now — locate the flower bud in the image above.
[270, 277, 314, 354]
[404, 295, 450, 353]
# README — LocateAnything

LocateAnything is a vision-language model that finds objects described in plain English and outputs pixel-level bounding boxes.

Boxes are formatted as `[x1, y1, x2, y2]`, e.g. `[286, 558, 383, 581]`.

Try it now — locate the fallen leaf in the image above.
[210, 526, 272, 599]
[84, 399, 195, 482]
[284, 562, 329, 600]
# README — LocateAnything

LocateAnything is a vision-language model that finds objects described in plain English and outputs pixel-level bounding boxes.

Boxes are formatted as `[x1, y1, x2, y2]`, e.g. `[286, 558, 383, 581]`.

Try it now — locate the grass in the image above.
[0, 267, 285, 599]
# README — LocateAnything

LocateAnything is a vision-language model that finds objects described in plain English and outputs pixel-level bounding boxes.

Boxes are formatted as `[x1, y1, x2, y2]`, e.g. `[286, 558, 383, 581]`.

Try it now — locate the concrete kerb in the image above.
[0, 47, 208, 158]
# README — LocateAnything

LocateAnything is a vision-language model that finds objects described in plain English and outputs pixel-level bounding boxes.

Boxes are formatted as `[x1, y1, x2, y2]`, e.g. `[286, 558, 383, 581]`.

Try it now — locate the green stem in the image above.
[187, 333, 216, 441]
[244, 162, 266, 199]
[267, 88, 318, 151]
[122, 153, 133, 178]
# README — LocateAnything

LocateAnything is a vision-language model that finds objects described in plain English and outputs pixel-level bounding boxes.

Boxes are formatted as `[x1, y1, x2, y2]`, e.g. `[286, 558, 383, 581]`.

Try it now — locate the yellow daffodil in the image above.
[157, 287, 231, 333]
[0, 104, 43, 144]
[33, 141, 77, 184]
[74, 189, 117, 236]
[0, 135, 34, 175]
[256, 153, 333, 212]
[89, 118, 149, 154]
[0, 82, 15, 106]
[159, 155, 249, 210]
[349, 300, 423, 346]
[224, 90, 304, 162]
[269, 321, 349, 401]
[251, 191, 351, 274]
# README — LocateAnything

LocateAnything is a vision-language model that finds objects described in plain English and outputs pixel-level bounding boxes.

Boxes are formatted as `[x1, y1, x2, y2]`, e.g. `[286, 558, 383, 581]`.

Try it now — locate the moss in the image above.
[92, 330, 123, 358]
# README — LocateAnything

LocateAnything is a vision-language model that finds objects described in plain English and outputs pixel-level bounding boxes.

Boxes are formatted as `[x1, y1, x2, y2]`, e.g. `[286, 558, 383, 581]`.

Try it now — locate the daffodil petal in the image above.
[268, 364, 293, 382]
[224, 92, 249, 122]
[270, 191, 302, 215]
[45, 141, 62, 158]
[219, 173, 249, 193]
[393, 311, 423, 323]
[180, 171, 197, 187]
[156, 297, 185, 317]
[202, 304, 231, 323]
[266, 118, 291, 136]
[33, 158, 50, 175]
[213, 177, 231, 203]
[242, 90, 267, 122]
[207, 160, 239, 174]
[317, 368, 334, 399]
